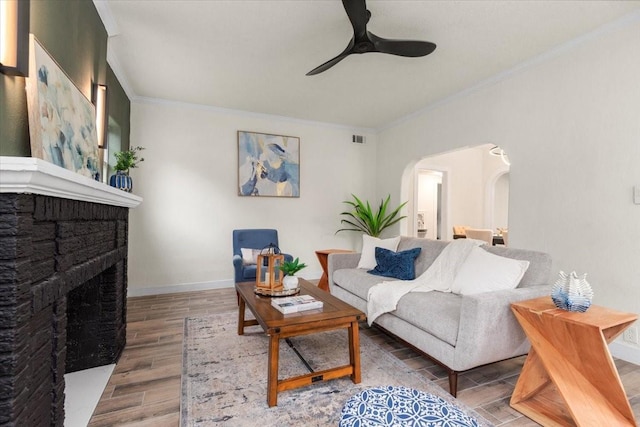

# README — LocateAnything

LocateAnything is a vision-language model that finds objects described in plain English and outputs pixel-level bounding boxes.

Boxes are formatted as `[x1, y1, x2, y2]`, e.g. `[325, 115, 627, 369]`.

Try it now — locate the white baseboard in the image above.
[127, 271, 323, 298]
[610, 341, 640, 365]
[127, 279, 234, 297]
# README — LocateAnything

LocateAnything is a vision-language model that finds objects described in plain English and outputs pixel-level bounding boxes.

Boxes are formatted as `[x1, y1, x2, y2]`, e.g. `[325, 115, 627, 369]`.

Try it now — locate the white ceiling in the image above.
[95, 0, 640, 130]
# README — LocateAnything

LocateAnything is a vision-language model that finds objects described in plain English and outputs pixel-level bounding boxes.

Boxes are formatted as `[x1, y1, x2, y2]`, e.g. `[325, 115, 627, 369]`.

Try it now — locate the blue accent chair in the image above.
[232, 229, 293, 283]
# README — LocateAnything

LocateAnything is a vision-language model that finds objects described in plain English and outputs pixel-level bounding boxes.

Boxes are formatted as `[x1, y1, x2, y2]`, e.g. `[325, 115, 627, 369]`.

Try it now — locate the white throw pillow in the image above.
[240, 248, 261, 265]
[451, 247, 530, 295]
[357, 235, 401, 270]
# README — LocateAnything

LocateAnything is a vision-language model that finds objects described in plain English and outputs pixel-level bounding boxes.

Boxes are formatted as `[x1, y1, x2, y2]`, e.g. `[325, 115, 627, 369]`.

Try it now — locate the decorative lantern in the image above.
[256, 243, 284, 292]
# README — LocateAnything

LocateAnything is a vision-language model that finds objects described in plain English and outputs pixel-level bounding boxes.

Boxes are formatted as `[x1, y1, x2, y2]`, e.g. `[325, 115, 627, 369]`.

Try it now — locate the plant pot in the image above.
[109, 170, 133, 193]
[283, 275, 299, 290]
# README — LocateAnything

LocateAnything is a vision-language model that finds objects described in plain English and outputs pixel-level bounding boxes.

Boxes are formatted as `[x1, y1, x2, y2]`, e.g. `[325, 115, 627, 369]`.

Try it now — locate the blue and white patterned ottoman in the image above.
[339, 386, 480, 427]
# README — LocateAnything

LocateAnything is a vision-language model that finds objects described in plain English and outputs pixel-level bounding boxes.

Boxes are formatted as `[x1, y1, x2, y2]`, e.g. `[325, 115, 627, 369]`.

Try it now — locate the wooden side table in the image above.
[510, 297, 637, 426]
[315, 249, 353, 292]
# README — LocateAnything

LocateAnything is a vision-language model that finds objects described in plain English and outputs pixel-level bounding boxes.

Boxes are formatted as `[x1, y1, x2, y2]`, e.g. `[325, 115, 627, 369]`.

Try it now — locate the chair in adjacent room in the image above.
[464, 228, 493, 245]
[452, 225, 468, 239]
[232, 229, 292, 284]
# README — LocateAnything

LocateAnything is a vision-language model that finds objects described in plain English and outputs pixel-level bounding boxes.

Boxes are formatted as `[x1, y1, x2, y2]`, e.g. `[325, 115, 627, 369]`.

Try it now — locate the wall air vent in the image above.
[352, 135, 365, 144]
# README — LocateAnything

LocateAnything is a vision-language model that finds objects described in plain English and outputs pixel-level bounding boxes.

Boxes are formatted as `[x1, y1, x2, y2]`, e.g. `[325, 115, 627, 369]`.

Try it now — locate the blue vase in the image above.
[109, 170, 133, 192]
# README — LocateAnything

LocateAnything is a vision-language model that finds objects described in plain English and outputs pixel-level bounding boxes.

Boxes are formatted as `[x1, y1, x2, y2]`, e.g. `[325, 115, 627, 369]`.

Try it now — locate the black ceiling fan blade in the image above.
[306, 51, 351, 76]
[306, 41, 354, 76]
[306, 1, 436, 75]
[342, 0, 369, 37]
[370, 33, 437, 57]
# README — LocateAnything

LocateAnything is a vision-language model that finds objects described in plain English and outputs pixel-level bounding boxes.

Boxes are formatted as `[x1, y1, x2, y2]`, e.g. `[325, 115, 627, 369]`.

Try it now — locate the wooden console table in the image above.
[315, 249, 353, 292]
[510, 297, 637, 426]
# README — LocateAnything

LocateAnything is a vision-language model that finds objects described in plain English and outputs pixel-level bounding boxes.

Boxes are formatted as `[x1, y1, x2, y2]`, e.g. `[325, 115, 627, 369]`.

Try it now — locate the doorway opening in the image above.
[402, 144, 510, 241]
[416, 170, 443, 240]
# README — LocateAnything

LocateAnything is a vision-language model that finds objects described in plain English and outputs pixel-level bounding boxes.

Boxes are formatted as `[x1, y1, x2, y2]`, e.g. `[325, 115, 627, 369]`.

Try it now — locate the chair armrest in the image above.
[454, 285, 551, 369]
[327, 253, 361, 292]
[233, 254, 244, 283]
[233, 254, 243, 269]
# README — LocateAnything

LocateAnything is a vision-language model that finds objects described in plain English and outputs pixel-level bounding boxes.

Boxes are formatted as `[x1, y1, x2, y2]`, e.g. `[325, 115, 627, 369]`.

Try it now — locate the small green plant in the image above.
[114, 146, 145, 173]
[337, 194, 407, 237]
[278, 257, 307, 276]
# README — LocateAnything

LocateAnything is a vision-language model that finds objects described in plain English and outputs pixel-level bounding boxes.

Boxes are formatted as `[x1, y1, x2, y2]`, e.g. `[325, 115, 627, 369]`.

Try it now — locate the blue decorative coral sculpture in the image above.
[551, 271, 593, 312]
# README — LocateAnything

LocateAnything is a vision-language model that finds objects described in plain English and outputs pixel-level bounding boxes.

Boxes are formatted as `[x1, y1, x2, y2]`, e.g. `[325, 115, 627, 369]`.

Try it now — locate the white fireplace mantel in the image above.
[0, 157, 142, 208]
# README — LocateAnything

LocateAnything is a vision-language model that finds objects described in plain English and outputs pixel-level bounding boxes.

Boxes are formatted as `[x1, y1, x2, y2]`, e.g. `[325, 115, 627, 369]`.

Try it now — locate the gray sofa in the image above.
[327, 236, 552, 396]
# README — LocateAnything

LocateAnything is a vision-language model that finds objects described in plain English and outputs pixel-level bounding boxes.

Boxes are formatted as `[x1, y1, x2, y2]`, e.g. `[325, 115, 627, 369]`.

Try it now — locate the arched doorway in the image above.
[401, 144, 510, 241]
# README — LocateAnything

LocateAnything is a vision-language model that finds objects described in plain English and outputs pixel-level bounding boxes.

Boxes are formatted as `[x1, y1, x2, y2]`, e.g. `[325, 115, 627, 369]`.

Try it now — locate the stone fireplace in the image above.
[0, 157, 142, 426]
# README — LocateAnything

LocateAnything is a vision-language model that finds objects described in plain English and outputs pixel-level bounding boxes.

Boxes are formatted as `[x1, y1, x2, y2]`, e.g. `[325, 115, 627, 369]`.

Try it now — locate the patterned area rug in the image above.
[181, 312, 494, 426]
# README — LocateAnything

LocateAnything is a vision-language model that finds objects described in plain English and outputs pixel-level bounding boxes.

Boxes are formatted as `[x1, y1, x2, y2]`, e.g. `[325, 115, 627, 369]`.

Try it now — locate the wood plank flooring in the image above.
[88, 286, 640, 426]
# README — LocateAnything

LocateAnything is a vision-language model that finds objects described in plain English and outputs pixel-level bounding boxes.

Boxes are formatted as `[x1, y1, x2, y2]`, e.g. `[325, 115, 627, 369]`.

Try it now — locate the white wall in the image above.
[127, 100, 377, 294]
[378, 19, 640, 360]
[493, 174, 509, 230]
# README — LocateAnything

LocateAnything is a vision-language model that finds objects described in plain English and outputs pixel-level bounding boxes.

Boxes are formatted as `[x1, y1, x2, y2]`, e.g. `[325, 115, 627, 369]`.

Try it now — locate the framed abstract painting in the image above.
[26, 35, 100, 180]
[238, 131, 300, 197]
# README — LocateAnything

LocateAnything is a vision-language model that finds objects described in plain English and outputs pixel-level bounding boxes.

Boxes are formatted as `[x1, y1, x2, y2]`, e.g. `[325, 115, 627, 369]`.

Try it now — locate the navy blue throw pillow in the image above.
[368, 247, 422, 280]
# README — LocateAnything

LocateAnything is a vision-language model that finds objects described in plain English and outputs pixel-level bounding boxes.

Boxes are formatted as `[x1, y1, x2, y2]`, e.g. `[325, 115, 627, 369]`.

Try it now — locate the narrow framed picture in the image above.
[238, 131, 300, 197]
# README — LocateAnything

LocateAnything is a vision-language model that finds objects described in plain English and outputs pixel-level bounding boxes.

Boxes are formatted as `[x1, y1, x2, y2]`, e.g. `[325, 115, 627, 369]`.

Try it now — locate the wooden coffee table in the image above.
[236, 278, 365, 407]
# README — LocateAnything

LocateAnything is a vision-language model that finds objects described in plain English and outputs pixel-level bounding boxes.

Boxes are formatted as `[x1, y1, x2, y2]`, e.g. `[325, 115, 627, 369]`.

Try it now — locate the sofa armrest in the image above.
[453, 285, 551, 369]
[327, 253, 361, 292]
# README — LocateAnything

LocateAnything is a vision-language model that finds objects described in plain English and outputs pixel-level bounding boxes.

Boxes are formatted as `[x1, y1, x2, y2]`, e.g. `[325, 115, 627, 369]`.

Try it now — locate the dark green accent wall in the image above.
[0, 0, 130, 156]
[107, 65, 131, 151]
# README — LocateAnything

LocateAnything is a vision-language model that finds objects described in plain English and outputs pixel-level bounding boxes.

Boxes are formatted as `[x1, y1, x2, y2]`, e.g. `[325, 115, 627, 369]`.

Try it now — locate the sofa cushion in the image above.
[357, 235, 401, 269]
[368, 247, 422, 280]
[333, 268, 384, 301]
[485, 246, 552, 288]
[394, 291, 462, 346]
[452, 247, 529, 295]
[396, 238, 448, 277]
[333, 267, 462, 347]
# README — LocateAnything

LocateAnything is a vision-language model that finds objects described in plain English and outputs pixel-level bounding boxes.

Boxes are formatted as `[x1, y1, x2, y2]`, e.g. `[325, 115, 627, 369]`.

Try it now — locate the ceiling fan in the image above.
[306, 0, 436, 76]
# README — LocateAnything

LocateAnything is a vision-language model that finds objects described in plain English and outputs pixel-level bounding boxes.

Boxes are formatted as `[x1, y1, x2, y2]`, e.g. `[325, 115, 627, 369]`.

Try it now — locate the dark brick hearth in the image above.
[0, 194, 129, 426]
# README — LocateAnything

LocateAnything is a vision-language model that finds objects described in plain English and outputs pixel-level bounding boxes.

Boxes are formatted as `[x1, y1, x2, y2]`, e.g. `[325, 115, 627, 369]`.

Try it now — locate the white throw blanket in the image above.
[366, 239, 483, 325]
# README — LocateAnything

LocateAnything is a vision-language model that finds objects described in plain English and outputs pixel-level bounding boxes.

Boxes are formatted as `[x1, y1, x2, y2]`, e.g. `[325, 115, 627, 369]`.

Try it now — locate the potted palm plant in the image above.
[337, 194, 407, 237]
[109, 146, 145, 192]
[278, 257, 307, 290]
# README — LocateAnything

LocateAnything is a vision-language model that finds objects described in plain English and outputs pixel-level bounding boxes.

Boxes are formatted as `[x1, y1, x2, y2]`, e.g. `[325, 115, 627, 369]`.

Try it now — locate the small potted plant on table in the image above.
[110, 146, 145, 192]
[278, 257, 307, 290]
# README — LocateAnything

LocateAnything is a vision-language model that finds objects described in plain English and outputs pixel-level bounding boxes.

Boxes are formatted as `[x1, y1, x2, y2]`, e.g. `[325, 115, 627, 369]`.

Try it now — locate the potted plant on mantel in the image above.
[109, 146, 145, 193]
[337, 194, 407, 237]
[278, 257, 307, 290]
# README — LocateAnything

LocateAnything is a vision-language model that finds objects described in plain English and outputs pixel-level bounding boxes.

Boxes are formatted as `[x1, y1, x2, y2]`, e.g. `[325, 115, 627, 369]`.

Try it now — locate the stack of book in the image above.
[271, 294, 323, 314]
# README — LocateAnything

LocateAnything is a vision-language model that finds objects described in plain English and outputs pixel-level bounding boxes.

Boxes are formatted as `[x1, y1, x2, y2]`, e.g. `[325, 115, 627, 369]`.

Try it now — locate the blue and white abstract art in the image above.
[26, 35, 100, 180]
[238, 131, 300, 197]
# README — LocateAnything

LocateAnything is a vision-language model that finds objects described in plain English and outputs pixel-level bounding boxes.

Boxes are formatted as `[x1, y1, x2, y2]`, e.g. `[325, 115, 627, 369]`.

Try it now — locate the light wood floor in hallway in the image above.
[88, 286, 640, 426]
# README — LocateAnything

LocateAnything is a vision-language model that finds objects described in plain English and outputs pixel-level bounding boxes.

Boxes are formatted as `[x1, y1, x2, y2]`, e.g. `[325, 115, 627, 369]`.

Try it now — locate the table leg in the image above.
[348, 320, 361, 384]
[315, 252, 330, 292]
[237, 294, 246, 336]
[267, 335, 280, 407]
